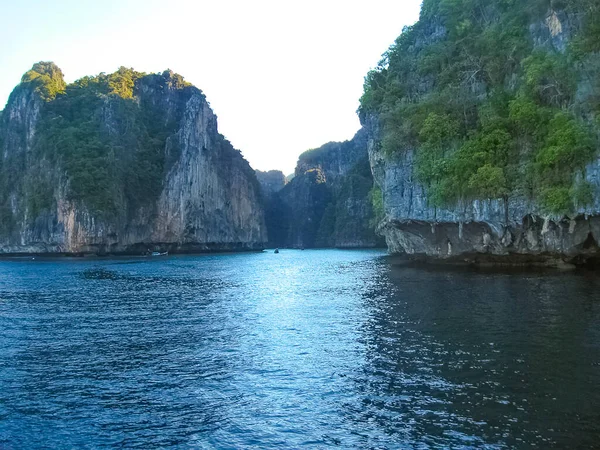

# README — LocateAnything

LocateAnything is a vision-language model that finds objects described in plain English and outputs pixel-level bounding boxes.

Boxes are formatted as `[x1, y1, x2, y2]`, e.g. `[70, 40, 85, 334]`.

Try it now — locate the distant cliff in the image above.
[259, 130, 384, 249]
[0, 63, 267, 254]
[255, 170, 286, 196]
[360, 0, 600, 266]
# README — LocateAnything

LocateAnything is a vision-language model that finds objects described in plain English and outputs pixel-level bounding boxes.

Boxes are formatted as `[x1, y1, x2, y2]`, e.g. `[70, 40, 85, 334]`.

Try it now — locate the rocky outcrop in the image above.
[255, 170, 286, 196]
[368, 127, 600, 264]
[361, 3, 600, 267]
[0, 63, 267, 255]
[263, 130, 384, 249]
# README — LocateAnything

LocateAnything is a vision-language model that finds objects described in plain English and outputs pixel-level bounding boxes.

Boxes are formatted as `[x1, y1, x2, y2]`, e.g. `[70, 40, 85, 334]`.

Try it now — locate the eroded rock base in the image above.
[382, 215, 600, 269]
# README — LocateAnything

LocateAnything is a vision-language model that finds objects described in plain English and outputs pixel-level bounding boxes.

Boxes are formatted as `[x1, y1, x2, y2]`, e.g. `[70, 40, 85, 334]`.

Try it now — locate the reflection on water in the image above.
[0, 250, 599, 448]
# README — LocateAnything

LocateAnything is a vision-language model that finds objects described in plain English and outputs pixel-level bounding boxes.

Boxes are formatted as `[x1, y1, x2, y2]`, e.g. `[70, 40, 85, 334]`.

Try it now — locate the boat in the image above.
[150, 251, 169, 256]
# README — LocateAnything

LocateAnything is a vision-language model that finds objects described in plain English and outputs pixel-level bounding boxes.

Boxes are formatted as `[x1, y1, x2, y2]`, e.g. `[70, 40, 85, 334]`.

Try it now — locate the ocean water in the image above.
[0, 250, 599, 449]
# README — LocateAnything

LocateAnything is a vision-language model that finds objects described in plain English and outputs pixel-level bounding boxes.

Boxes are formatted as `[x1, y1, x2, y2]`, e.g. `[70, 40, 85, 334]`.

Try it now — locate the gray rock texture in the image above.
[267, 130, 383, 249]
[0, 67, 267, 254]
[363, 9, 600, 266]
[255, 170, 286, 196]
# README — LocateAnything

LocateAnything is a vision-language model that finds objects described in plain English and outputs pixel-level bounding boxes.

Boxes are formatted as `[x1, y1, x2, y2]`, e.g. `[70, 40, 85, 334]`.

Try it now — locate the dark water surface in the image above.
[1, 250, 599, 449]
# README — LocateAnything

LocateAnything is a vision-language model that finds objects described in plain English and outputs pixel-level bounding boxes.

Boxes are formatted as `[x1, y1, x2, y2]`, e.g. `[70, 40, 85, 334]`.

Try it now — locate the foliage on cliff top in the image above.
[1, 64, 198, 219]
[20, 62, 66, 101]
[360, 0, 600, 216]
[298, 142, 341, 166]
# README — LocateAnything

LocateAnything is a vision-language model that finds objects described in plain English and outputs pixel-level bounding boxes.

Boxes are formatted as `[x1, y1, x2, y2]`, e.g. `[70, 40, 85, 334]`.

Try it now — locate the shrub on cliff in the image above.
[4, 63, 193, 219]
[360, 0, 599, 216]
[21, 62, 66, 101]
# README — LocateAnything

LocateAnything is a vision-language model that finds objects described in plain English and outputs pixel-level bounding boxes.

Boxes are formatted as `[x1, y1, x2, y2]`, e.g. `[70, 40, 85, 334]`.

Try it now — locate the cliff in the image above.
[360, 0, 600, 267]
[255, 170, 286, 196]
[0, 63, 267, 255]
[260, 130, 384, 249]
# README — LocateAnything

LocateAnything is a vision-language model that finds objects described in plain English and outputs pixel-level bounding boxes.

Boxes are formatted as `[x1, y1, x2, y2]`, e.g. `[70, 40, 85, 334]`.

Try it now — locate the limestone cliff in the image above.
[360, 1, 600, 266]
[255, 170, 288, 247]
[261, 130, 384, 249]
[0, 63, 267, 254]
[255, 170, 286, 196]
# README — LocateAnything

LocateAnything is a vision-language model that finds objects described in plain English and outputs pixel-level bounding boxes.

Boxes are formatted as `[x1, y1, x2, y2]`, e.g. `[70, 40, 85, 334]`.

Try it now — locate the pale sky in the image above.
[0, 0, 421, 174]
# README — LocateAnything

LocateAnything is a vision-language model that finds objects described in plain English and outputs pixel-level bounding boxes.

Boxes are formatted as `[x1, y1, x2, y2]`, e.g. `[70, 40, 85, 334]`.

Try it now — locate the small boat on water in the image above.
[150, 251, 169, 256]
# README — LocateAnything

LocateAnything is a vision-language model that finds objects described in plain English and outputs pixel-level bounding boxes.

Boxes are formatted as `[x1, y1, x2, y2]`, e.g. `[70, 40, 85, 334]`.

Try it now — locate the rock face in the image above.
[255, 170, 288, 247]
[255, 170, 286, 196]
[260, 130, 384, 249]
[361, 2, 600, 266]
[368, 126, 600, 264]
[0, 63, 267, 254]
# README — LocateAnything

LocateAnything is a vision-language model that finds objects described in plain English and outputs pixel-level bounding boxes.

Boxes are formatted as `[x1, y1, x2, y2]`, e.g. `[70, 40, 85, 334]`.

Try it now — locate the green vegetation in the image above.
[316, 158, 381, 247]
[332, 158, 378, 243]
[360, 0, 599, 216]
[21, 62, 66, 101]
[25, 173, 54, 219]
[369, 185, 385, 229]
[268, 148, 382, 249]
[0, 64, 197, 225]
[23, 65, 193, 217]
[298, 143, 337, 166]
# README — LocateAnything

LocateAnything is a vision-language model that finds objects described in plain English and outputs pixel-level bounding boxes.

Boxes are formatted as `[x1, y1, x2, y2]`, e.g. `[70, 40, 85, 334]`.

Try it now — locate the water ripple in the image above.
[1, 250, 599, 448]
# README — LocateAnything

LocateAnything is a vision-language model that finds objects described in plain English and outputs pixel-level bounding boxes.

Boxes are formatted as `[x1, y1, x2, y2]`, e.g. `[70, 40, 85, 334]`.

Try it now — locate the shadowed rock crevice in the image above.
[582, 232, 598, 250]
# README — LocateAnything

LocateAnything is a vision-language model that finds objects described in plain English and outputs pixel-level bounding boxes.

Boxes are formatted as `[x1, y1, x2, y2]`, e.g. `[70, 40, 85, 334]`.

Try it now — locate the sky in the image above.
[0, 0, 421, 175]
